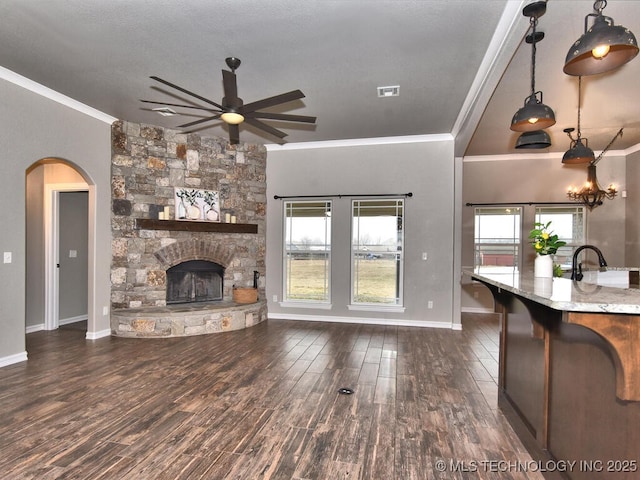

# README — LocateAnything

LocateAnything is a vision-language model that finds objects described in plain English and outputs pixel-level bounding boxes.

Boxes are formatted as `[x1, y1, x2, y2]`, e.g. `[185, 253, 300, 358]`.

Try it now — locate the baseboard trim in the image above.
[461, 307, 495, 314]
[86, 329, 111, 340]
[268, 312, 455, 329]
[0, 351, 28, 368]
[26, 323, 45, 334]
[60, 315, 88, 326]
[26, 315, 88, 334]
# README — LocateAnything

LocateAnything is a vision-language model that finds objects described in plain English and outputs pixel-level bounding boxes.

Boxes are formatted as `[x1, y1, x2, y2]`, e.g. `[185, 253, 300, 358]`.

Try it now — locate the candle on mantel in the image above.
[164, 206, 170, 218]
[225, 213, 231, 223]
[231, 216, 237, 224]
[158, 212, 165, 220]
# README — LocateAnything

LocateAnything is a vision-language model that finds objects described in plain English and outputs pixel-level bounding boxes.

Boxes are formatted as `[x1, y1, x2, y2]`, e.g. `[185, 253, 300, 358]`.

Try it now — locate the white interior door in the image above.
[44, 184, 89, 330]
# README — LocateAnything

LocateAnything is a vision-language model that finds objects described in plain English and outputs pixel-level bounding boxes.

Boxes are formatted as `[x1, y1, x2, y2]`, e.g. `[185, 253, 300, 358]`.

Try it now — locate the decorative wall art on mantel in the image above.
[174, 188, 221, 222]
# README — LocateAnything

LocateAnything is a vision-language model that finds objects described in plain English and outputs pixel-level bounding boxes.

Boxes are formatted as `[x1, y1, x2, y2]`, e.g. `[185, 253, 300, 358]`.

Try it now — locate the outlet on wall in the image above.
[428, 300, 433, 309]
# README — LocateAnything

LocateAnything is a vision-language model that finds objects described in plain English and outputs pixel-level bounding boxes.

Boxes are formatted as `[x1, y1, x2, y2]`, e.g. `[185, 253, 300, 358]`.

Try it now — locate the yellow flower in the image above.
[535, 241, 542, 250]
[541, 232, 549, 240]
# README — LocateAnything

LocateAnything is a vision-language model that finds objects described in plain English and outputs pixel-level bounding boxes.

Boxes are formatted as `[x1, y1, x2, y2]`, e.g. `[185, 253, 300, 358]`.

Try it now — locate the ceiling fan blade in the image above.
[222, 69, 238, 103]
[150, 76, 223, 110]
[229, 124, 240, 145]
[177, 114, 222, 129]
[140, 99, 220, 113]
[242, 90, 305, 113]
[246, 112, 316, 124]
[244, 117, 288, 139]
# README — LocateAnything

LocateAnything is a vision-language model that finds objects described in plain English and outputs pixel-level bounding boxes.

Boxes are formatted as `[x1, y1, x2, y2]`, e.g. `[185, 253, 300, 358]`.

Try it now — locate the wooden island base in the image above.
[470, 271, 640, 480]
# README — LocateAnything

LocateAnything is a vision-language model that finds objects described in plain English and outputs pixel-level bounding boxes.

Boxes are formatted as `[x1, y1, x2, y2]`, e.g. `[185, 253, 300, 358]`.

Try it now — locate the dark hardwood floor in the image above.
[0, 314, 543, 479]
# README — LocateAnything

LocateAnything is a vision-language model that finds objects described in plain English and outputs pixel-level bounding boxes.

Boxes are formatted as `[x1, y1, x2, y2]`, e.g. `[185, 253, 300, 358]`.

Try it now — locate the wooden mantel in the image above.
[135, 218, 258, 234]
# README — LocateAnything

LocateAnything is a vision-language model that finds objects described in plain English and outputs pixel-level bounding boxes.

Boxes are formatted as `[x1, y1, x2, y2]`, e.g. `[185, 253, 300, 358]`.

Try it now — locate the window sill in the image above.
[279, 301, 332, 310]
[347, 304, 405, 313]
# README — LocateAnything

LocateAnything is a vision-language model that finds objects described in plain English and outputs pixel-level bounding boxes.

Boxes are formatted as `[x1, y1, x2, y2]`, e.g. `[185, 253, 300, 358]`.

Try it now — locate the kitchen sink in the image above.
[580, 269, 639, 288]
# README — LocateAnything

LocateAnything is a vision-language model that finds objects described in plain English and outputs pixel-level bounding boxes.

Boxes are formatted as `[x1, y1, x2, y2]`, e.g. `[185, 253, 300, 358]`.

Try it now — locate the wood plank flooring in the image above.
[0, 315, 543, 479]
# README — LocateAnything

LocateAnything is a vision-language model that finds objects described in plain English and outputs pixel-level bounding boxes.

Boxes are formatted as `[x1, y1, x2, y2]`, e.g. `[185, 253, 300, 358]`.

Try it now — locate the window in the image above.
[351, 199, 404, 306]
[283, 201, 331, 303]
[474, 207, 522, 273]
[535, 206, 585, 268]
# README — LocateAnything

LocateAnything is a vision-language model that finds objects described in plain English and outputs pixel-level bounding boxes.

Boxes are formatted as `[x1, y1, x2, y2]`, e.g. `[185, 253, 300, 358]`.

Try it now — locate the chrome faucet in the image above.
[571, 245, 607, 281]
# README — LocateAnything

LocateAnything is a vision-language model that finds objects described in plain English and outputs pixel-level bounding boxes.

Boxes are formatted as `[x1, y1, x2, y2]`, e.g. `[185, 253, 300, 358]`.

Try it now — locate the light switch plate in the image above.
[69, 250, 77, 258]
[3, 252, 11, 264]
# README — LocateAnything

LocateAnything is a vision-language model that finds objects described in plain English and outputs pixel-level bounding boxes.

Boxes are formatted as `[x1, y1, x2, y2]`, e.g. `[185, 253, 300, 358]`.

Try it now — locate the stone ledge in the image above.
[111, 300, 267, 338]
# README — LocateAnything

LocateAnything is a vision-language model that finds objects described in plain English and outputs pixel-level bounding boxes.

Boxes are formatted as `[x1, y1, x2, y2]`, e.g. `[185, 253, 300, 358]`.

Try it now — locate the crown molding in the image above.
[0, 66, 117, 125]
[265, 133, 453, 151]
[463, 148, 632, 163]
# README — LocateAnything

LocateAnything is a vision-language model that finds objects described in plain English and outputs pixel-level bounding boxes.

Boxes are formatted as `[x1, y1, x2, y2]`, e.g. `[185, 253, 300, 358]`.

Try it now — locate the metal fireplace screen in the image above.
[166, 260, 224, 304]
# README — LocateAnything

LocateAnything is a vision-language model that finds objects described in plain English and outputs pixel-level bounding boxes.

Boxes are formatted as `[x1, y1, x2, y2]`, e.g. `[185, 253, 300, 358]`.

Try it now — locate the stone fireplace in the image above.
[109, 121, 267, 337]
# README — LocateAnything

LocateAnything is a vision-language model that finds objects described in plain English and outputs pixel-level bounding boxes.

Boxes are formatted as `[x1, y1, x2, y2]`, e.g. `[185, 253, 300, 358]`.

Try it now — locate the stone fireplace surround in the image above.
[110, 121, 267, 337]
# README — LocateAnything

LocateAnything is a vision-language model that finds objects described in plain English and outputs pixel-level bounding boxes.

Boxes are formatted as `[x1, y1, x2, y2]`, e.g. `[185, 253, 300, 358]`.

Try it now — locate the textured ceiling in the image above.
[0, 0, 639, 156]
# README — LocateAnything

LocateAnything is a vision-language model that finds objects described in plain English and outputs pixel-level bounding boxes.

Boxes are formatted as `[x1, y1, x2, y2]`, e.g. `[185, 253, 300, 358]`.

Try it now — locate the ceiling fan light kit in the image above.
[563, 0, 638, 76]
[141, 57, 316, 145]
[220, 111, 244, 125]
[510, 1, 555, 140]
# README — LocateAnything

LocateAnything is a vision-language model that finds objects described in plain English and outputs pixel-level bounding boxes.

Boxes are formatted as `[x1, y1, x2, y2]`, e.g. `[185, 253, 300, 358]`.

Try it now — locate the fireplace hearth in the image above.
[166, 260, 224, 304]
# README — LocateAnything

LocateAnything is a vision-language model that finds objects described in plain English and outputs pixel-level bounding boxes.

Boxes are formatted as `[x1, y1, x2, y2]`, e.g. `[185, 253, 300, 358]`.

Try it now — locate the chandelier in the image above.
[566, 128, 623, 210]
[567, 165, 617, 210]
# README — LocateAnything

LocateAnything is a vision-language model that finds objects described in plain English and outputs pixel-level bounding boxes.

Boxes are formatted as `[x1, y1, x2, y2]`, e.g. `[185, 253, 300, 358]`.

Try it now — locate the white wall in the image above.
[265, 137, 459, 328]
[0, 75, 113, 366]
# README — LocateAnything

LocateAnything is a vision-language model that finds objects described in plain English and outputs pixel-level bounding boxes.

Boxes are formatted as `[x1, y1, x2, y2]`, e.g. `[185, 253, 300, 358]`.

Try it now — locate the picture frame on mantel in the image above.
[174, 187, 221, 222]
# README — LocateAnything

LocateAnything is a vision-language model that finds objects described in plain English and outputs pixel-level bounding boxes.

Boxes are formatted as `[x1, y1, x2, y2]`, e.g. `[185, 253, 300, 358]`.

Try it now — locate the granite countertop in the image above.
[464, 268, 640, 315]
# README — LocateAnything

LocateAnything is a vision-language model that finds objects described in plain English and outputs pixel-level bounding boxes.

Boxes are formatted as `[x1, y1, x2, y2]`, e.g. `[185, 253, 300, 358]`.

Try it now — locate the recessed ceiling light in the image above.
[377, 85, 400, 97]
[152, 107, 177, 117]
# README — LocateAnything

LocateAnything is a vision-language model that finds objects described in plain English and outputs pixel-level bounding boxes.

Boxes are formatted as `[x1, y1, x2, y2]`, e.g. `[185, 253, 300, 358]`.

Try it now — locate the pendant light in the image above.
[511, 1, 556, 133]
[562, 76, 595, 164]
[515, 129, 552, 149]
[564, 0, 638, 76]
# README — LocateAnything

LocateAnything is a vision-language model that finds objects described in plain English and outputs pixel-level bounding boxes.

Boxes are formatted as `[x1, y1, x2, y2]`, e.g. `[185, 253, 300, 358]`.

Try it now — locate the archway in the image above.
[25, 158, 97, 338]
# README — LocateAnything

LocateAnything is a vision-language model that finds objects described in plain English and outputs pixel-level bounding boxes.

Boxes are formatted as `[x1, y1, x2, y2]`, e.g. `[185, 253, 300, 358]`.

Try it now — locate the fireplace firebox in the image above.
[166, 260, 224, 304]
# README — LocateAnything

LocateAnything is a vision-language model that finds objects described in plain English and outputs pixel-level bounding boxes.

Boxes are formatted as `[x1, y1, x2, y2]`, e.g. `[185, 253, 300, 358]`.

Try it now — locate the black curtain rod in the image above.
[466, 201, 578, 207]
[274, 192, 413, 200]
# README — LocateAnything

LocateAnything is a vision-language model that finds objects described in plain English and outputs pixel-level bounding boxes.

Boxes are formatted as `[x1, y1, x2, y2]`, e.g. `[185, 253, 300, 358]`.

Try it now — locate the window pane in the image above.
[284, 201, 331, 302]
[535, 206, 585, 268]
[352, 199, 404, 305]
[474, 207, 521, 273]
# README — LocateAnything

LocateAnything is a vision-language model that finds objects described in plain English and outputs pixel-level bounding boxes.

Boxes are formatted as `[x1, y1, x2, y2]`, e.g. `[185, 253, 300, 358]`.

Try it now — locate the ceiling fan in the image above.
[141, 57, 316, 144]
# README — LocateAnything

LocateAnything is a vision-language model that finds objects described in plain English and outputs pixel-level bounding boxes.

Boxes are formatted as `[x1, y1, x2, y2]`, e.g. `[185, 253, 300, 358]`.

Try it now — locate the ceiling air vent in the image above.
[377, 85, 400, 97]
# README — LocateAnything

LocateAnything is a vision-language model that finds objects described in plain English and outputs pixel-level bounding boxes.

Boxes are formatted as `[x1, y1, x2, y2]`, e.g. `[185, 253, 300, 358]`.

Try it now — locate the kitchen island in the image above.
[465, 269, 640, 480]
